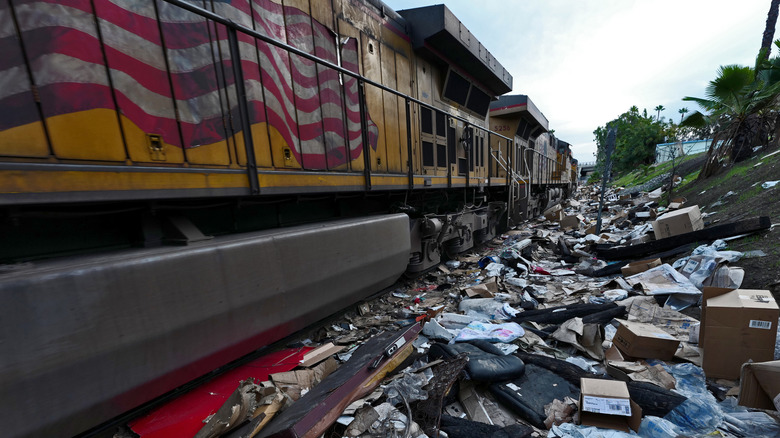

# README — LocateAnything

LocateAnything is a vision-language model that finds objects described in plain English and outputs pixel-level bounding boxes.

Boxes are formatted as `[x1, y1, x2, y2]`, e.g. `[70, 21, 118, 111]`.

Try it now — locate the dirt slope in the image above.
[670, 146, 780, 298]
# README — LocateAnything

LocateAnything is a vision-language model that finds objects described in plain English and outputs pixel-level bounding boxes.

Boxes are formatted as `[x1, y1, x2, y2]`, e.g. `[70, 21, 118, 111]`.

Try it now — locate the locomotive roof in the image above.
[397, 5, 513, 95]
[489, 94, 549, 140]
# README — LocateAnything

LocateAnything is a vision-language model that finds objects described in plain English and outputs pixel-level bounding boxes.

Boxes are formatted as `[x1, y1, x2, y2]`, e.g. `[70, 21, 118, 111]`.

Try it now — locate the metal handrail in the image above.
[163, 0, 512, 144]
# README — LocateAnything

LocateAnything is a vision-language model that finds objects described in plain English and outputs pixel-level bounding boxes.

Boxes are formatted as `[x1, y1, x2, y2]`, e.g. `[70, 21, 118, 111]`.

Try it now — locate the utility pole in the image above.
[596, 127, 617, 234]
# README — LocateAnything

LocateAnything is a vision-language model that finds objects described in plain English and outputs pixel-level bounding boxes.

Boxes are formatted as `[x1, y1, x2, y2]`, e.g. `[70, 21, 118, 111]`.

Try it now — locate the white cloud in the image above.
[385, 0, 771, 162]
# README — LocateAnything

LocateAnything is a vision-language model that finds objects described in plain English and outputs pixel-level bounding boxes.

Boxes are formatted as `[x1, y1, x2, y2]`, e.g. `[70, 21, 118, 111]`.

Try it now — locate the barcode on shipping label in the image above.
[749, 320, 772, 330]
[582, 396, 631, 416]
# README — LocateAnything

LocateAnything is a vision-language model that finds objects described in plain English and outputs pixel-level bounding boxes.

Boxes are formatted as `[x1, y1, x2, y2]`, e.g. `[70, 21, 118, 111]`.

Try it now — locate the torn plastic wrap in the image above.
[453, 321, 525, 343]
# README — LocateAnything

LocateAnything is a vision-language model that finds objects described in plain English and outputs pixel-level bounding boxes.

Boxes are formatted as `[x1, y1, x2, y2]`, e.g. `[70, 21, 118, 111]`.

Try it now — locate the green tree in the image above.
[593, 107, 670, 177]
[654, 105, 666, 121]
[678, 107, 689, 123]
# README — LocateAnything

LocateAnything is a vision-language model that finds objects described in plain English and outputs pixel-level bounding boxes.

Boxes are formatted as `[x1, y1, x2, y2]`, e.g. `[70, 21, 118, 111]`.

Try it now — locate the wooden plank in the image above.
[596, 217, 771, 260]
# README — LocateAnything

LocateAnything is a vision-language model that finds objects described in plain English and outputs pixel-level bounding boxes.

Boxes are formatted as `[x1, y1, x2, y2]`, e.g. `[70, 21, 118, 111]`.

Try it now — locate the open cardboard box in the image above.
[700, 288, 779, 379]
[579, 378, 642, 432]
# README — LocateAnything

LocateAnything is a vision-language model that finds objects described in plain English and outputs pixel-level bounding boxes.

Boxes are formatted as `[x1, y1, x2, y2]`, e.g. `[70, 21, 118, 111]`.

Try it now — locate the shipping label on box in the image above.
[578, 378, 642, 432]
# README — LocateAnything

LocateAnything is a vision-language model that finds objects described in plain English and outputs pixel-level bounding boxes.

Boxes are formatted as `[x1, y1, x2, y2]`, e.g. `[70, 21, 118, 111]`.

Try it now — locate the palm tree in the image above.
[760, 0, 780, 62]
[678, 107, 689, 123]
[683, 60, 780, 176]
[654, 105, 666, 121]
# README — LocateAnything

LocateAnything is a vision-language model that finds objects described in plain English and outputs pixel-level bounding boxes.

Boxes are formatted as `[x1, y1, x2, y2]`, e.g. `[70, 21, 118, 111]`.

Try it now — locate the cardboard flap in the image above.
[739, 361, 780, 410]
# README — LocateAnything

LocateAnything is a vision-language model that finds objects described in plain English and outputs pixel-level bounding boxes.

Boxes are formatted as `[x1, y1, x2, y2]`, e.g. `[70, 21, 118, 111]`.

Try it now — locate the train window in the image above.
[443, 70, 469, 106]
[422, 141, 434, 167]
[436, 112, 446, 137]
[466, 87, 491, 116]
[458, 157, 468, 175]
[437, 144, 447, 168]
[421, 107, 432, 134]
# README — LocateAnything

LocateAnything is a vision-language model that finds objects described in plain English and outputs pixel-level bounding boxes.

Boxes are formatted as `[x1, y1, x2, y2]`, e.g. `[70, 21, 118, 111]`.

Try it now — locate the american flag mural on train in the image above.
[0, 0, 378, 170]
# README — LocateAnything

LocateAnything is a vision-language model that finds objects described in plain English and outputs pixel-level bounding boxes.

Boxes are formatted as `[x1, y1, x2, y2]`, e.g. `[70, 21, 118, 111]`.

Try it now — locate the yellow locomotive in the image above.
[0, 1, 576, 437]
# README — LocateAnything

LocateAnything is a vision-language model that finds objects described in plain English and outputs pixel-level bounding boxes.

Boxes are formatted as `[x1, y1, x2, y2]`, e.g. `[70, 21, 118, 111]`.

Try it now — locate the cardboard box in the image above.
[559, 214, 584, 230]
[651, 205, 703, 239]
[738, 360, 780, 410]
[463, 282, 498, 298]
[634, 209, 657, 220]
[579, 378, 642, 432]
[543, 204, 563, 221]
[620, 258, 662, 277]
[613, 320, 680, 360]
[668, 197, 687, 210]
[701, 288, 779, 379]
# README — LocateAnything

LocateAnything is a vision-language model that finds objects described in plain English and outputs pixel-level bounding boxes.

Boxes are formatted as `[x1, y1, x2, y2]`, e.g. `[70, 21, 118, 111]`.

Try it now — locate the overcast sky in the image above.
[384, 0, 772, 162]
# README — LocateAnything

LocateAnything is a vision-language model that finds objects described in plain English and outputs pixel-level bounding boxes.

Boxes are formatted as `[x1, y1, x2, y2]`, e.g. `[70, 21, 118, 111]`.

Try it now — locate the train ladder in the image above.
[490, 148, 528, 227]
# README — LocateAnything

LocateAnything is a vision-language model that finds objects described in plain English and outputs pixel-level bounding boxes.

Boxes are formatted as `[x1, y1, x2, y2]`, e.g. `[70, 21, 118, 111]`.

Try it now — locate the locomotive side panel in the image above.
[14, 0, 128, 162]
[0, 0, 50, 157]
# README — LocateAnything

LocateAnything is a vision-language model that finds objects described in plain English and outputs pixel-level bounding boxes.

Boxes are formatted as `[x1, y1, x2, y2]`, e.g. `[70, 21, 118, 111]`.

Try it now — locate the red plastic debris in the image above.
[532, 266, 551, 275]
[128, 347, 311, 438]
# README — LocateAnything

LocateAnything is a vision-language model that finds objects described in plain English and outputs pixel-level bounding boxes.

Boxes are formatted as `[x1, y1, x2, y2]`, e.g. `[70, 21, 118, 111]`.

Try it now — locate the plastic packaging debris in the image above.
[743, 249, 768, 258]
[722, 410, 780, 437]
[547, 422, 636, 438]
[368, 402, 427, 438]
[458, 298, 519, 320]
[484, 262, 506, 277]
[478, 256, 500, 268]
[762, 180, 779, 189]
[437, 313, 488, 330]
[505, 277, 528, 288]
[493, 343, 519, 355]
[600, 289, 629, 303]
[421, 318, 455, 342]
[445, 260, 461, 269]
[453, 321, 525, 343]
[564, 356, 599, 374]
[662, 363, 723, 434]
[638, 416, 681, 438]
[625, 264, 701, 296]
[384, 373, 429, 405]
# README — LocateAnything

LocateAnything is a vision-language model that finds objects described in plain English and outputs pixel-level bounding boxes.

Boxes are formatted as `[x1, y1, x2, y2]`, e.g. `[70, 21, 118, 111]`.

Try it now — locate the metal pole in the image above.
[358, 80, 372, 190]
[405, 99, 413, 190]
[227, 26, 259, 195]
[595, 127, 617, 234]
